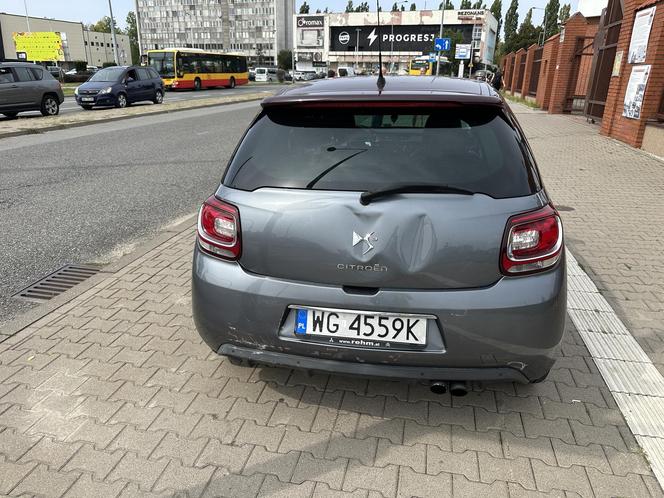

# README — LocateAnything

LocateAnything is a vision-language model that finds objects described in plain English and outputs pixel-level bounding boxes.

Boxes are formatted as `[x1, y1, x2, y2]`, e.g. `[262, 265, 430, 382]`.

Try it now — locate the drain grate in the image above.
[14, 264, 102, 301]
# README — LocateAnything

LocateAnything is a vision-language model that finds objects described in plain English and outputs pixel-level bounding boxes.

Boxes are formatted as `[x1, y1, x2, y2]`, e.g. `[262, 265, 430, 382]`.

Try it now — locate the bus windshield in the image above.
[148, 52, 175, 78]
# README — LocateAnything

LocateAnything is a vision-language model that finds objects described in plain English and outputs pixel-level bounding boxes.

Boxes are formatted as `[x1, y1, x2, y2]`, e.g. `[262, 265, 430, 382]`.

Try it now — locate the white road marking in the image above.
[567, 249, 664, 487]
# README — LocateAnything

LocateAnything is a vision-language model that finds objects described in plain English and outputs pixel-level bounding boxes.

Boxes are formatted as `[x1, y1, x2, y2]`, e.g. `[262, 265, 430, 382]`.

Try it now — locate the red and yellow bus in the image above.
[146, 48, 249, 90]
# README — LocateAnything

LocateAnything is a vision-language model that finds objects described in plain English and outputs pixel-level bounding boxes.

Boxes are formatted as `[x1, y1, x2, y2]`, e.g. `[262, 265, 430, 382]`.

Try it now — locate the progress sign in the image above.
[12, 32, 64, 61]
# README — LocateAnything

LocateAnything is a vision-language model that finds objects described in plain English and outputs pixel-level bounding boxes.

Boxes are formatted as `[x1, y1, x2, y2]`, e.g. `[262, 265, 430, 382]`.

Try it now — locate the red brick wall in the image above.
[549, 13, 591, 113]
[521, 44, 538, 96]
[512, 48, 527, 95]
[536, 34, 560, 109]
[601, 0, 664, 148]
[503, 53, 516, 91]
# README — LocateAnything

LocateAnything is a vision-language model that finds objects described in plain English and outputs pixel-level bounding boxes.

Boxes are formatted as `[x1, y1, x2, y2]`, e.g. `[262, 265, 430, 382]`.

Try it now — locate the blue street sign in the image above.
[434, 37, 451, 51]
[429, 52, 437, 62]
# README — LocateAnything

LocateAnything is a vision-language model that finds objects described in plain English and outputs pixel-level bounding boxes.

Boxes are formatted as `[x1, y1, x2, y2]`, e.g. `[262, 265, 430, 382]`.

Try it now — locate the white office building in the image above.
[136, 0, 295, 65]
[293, 9, 498, 74]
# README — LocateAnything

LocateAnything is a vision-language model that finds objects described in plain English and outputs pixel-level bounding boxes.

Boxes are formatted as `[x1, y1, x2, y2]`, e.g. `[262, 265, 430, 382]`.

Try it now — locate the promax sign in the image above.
[330, 25, 441, 52]
[297, 16, 325, 28]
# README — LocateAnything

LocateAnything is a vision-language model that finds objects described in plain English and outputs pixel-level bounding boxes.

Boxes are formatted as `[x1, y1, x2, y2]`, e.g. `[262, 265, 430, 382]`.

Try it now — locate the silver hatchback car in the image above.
[192, 77, 566, 393]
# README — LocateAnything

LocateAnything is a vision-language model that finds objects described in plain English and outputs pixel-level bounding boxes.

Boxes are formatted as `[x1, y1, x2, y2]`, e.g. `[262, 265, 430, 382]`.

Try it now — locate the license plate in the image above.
[294, 307, 427, 347]
[81, 97, 94, 102]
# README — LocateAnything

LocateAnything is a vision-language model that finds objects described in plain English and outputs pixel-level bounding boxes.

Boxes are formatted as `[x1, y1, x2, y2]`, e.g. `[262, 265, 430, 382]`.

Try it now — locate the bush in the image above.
[102, 62, 117, 68]
[73, 60, 87, 72]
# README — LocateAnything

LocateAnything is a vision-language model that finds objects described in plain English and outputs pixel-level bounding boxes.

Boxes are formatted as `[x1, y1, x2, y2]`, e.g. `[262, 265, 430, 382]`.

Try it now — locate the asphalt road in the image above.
[0, 100, 261, 328]
[3, 83, 281, 118]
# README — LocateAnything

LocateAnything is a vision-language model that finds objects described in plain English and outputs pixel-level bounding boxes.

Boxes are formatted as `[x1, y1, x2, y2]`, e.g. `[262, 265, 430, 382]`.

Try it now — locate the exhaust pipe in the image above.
[429, 381, 448, 395]
[449, 381, 469, 397]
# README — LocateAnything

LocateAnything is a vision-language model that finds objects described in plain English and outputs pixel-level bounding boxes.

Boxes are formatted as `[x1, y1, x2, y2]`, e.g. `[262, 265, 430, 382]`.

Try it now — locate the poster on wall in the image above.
[627, 6, 656, 63]
[12, 32, 64, 61]
[612, 50, 623, 76]
[622, 65, 651, 119]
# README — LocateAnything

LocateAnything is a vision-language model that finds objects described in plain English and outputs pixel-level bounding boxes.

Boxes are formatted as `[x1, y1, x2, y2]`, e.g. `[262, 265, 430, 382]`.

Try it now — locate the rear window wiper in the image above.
[360, 183, 475, 205]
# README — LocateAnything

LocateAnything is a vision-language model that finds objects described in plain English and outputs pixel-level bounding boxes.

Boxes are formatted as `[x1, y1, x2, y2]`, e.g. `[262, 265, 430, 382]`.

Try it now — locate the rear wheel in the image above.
[153, 89, 163, 104]
[228, 77, 236, 89]
[194, 78, 202, 91]
[2, 112, 18, 119]
[81, 105, 93, 110]
[40, 95, 59, 116]
[115, 93, 128, 108]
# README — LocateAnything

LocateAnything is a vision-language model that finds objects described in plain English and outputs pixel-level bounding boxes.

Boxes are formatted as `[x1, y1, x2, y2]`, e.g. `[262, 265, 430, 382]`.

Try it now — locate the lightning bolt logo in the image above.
[367, 29, 377, 46]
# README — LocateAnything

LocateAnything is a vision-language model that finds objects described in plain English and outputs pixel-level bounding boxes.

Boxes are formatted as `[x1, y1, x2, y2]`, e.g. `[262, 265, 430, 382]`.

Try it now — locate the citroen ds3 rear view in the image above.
[192, 78, 566, 386]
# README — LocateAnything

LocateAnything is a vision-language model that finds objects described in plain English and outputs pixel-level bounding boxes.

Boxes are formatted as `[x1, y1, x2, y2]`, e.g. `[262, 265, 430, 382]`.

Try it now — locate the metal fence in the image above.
[529, 47, 544, 96]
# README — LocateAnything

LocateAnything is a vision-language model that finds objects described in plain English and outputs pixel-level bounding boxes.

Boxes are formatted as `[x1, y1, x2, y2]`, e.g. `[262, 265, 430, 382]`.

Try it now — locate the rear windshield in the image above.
[224, 106, 539, 198]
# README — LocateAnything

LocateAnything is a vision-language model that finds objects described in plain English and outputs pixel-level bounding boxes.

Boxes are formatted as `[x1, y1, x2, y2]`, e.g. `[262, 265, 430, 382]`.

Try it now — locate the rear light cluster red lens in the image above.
[197, 196, 241, 260]
[501, 205, 563, 275]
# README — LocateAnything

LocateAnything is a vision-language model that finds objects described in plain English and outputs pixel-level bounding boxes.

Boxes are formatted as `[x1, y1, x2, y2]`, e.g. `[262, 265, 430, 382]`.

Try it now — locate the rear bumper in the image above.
[192, 245, 566, 383]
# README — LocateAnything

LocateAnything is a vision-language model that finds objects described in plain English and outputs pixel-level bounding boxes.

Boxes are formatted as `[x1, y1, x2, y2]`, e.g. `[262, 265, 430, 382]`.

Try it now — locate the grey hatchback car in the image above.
[0, 62, 64, 118]
[192, 77, 566, 392]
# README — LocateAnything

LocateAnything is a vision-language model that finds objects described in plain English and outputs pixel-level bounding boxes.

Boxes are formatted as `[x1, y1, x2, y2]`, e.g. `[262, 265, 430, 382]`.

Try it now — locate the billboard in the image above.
[12, 32, 64, 61]
[329, 25, 473, 53]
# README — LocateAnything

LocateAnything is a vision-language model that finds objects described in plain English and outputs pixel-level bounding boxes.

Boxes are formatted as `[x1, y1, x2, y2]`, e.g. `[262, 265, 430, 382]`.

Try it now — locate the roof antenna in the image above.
[376, 0, 385, 94]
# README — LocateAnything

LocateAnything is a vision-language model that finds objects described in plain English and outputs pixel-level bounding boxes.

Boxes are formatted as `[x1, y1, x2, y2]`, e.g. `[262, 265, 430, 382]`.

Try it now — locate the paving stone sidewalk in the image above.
[513, 107, 664, 375]
[0, 225, 662, 497]
[1, 104, 663, 497]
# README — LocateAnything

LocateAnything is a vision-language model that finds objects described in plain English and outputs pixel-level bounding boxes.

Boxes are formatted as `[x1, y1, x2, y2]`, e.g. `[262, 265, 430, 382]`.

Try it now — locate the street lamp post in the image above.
[355, 28, 361, 71]
[108, 0, 120, 65]
[436, 2, 445, 76]
[23, 0, 31, 31]
[531, 7, 547, 46]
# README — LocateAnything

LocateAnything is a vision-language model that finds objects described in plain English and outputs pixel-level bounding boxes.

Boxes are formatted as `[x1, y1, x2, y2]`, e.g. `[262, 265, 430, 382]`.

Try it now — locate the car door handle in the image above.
[11, 84, 19, 88]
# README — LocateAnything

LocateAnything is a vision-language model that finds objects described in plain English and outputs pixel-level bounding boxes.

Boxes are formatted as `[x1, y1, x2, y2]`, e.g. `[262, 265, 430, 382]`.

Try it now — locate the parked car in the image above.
[0, 62, 64, 118]
[336, 66, 356, 77]
[254, 67, 277, 82]
[74, 65, 164, 110]
[249, 68, 256, 81]
[191, 76, 566, 393]
[46, 65, 64, 79]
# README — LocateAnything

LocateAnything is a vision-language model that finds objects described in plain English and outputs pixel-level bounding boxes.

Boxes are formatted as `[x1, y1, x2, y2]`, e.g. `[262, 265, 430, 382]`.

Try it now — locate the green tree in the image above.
[410, 2, 417, 9]
[299, 1, 310, 13]
[440, 0, 454, 8]
[559, 3, 571, 24]
[472, 1, 486, 7]
[277, 50, 292, 70]
[459, 0, 472, 8]
[400, 4, 405, 10]
[503, 0, 518, 47]
[543, 0, 560, 39]
[356, 2, 370, 11]
[392, 2, 398, 10]
[345, 0, 354, 12]
[88, 16, 113, 33]
[324, 7, 329, 12]
[507, 8, 541, 52]
[490, 0, 502, 41]
[125, 11, 139, 64]
[316, 8, 321, 13]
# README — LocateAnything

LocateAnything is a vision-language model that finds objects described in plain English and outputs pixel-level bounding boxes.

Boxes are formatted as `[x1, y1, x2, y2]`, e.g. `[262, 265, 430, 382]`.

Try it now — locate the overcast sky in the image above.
[5, 0, 579, 31]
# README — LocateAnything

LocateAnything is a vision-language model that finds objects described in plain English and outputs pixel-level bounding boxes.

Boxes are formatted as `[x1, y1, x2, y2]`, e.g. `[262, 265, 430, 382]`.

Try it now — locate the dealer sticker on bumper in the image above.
[294, 307, 428, 347]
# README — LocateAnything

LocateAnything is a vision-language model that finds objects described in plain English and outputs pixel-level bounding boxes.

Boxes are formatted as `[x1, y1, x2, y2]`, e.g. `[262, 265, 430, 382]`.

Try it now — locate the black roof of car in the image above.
[262, 76, 502, 107]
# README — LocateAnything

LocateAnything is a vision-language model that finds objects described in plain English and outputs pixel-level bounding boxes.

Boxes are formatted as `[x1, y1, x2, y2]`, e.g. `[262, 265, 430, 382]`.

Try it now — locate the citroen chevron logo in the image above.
[367, 28, 377, 46]
[353, 231, 376, 255]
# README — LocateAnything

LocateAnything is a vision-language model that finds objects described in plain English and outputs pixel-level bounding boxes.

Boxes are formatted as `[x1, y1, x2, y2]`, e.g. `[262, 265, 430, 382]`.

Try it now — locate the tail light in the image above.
[501, 204, 563, 275]
[197, 196, 241, 260]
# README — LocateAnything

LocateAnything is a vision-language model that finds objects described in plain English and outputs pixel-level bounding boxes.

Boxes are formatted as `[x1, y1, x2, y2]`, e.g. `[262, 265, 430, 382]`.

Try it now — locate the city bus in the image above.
[146, 48, 249, 90]
[408, 55, 449, 76]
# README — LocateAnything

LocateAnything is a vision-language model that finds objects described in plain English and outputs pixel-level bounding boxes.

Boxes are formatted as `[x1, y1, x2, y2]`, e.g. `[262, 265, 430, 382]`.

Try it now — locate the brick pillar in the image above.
[548, 13, 590, 113]
[512, 48, 527, 95]
[601, 1, 664, 148]
[536, 34, 560, 109]
[502, 53, 513, 91]
[521, 43, 539, 97]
